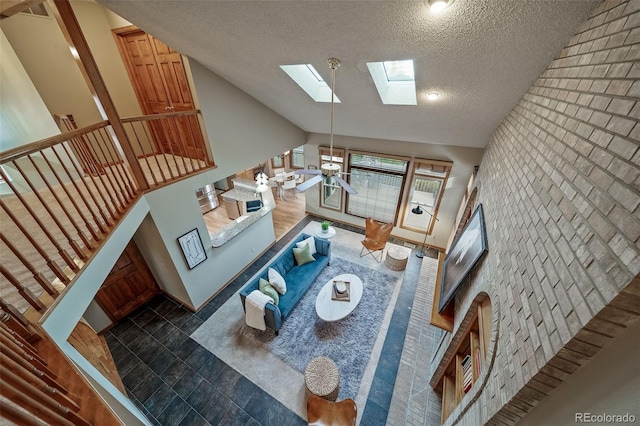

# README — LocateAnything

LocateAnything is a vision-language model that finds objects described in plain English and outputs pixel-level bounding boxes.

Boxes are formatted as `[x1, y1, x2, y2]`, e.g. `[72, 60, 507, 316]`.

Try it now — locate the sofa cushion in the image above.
[293, 243, 316, 266]
[296, 235, 317, 256]
[277, 255, 327, 319]
[259, 278, 279, 305]
[270, 249, 295, 279]
[268, 267, 287, 295]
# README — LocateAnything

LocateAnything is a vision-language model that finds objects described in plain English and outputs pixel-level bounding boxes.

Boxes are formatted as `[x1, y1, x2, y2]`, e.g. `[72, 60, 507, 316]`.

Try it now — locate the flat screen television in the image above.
[439, 203, 488, 312]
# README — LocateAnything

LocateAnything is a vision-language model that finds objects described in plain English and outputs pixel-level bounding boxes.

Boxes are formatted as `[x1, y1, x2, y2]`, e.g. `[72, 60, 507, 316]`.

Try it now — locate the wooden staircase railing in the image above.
[121, 109, 214, 189]
[0, 111, 215, 319]
[0, 121, 141, 317]
[0, 307, 123, 425]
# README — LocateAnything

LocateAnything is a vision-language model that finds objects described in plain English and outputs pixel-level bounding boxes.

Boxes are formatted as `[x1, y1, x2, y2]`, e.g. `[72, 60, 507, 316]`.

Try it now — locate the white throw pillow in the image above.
[268, 268, 287, 295]
[296, 235, 317, 256]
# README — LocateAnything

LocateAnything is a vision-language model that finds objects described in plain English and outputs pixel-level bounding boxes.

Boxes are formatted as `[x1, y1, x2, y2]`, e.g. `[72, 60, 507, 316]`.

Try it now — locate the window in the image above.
[271, 155, 283, 169]
[19, 3, 49, 17]
[319, 146, 345, 211]
[346, 152, 409, 223]
[366, 60, 417, 105]
[401, 159, 451, 234]
[280, 64, 341, 103]
[289, 145, 305, 169]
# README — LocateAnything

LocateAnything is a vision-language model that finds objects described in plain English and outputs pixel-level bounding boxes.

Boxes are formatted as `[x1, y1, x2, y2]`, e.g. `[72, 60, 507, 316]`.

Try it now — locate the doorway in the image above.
[94, 239, 160, 322]
[113, 26, 205, 159]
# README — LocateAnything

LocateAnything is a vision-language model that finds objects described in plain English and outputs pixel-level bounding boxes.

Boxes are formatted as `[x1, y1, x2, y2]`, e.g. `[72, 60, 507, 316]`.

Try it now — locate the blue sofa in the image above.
[240, 233, 331, 334]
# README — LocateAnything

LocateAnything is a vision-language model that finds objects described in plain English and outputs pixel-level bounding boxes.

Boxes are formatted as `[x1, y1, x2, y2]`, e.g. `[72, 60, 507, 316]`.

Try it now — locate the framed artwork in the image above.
[178, 228, 207, 270]
[439, 204, 488, 312]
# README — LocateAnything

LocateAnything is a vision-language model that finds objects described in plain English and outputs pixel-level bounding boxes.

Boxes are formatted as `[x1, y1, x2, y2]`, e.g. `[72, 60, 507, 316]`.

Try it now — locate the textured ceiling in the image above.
[97, 0, 599, 148]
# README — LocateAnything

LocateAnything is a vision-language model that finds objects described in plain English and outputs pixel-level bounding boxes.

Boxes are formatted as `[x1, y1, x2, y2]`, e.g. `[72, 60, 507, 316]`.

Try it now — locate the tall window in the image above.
[346, 152, 409, 223]
[290, 145, 305, 169]
[401, 159, 451, 234]
[271, 155, 283, 169]
[319, 146, 345, 211]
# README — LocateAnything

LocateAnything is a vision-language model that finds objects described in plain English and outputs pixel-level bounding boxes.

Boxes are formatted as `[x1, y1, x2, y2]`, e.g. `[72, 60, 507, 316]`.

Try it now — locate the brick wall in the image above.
[440, 1, 640, 424]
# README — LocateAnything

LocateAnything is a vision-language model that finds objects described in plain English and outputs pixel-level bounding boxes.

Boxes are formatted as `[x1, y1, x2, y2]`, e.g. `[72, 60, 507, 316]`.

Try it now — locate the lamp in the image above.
[428, 0, 453, 13]
[411, 202, 437, 258]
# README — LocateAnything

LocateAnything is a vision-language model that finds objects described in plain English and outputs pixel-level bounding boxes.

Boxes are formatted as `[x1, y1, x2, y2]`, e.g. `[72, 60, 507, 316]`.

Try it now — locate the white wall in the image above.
[0, 30, 61, 149]
[0, 29, 81, 193]
[190, 59, 308, 176]
[517, 319, 640, 426]
[304, 133, 484, 249]
[142, 172, 276, 310]
[0, 6, 102, 128]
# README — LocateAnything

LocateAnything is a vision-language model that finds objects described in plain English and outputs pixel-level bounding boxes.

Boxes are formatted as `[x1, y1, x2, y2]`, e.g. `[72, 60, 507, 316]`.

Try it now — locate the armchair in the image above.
[360, 217, 393, 263]
[307, 394, 357, 426]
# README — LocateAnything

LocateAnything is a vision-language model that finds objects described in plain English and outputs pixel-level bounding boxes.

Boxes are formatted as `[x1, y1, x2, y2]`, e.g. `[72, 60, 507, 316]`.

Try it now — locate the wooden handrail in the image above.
[120, 109, 201, 123]
[0, 308, 40, 343]
[0, 121, 109, 164]
[0, 399, 48, 426]
[0, 353, 78, 410]
[0, 379, 76, 426]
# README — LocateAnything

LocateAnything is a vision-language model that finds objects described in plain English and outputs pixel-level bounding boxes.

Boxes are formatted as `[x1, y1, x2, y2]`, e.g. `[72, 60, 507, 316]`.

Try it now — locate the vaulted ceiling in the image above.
[97, 0, 599, 148]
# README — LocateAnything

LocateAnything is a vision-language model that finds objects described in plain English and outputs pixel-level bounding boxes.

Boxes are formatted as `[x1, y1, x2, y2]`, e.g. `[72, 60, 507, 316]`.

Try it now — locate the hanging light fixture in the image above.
[296, 58, 357, 194]
[255, 172, 270, 193]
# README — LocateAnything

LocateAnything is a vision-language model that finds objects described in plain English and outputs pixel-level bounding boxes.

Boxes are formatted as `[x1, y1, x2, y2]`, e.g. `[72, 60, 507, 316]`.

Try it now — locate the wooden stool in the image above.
[385, 247, 409, 271]
[304, 356, 340, 401]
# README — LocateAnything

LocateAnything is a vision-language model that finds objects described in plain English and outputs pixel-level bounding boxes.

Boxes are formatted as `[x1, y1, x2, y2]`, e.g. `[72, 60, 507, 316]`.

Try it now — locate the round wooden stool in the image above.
[385, 247, 410, 271]
[304, 356, 340, 401]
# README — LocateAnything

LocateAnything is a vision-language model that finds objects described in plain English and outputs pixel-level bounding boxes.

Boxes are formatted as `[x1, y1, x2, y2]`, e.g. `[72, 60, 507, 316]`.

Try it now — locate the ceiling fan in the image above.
[296, 58, 357, 194]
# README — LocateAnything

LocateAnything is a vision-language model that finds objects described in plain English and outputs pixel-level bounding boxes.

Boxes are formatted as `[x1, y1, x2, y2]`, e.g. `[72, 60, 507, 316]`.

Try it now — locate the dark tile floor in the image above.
[105, 216, 437, 425]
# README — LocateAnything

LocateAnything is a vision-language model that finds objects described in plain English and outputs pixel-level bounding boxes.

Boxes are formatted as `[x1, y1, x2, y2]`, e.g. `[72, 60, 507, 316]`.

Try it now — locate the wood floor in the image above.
[203, 189, 307, 241]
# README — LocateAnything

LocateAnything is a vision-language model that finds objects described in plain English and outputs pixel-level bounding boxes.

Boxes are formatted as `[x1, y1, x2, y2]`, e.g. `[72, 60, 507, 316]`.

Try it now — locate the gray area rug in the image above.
[241, 256, 397, 400]
[191, 222, 408, 420]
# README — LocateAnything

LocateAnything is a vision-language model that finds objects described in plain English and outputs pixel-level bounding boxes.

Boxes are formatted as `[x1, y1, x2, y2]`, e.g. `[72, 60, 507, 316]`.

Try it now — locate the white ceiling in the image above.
[97, 0, 599, 148]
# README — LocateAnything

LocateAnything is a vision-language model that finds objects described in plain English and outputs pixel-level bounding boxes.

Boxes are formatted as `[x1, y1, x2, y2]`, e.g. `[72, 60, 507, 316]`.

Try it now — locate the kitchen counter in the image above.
[210, 177, 276, 247]
[221, 187, 260, 202]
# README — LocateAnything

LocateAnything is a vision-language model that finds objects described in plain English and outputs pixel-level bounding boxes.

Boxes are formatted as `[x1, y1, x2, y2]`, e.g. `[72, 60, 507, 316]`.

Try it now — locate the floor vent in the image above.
[403, 242, 417, 249]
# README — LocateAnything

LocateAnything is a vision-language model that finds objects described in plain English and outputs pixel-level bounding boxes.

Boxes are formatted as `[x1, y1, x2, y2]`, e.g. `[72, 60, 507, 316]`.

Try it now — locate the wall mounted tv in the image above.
[439, 203, 488, 312]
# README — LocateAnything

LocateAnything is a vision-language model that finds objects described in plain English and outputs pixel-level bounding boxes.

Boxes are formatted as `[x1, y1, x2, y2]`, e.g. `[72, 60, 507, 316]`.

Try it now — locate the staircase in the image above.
[0, 310, 123, 425]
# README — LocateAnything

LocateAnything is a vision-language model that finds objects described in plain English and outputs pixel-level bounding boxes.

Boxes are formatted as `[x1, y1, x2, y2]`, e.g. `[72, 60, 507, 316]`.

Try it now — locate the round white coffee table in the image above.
[315, 273, 363, 322]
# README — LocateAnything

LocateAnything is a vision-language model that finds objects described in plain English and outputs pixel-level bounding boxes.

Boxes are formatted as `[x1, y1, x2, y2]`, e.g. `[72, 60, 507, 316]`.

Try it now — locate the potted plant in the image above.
[321, 220, 331, 233]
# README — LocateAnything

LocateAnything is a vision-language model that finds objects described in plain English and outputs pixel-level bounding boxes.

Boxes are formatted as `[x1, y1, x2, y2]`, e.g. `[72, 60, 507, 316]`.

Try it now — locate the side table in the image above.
[315, 225, 336, 239]
[385, 246, 410, 271]
[304, 356, 340, 401]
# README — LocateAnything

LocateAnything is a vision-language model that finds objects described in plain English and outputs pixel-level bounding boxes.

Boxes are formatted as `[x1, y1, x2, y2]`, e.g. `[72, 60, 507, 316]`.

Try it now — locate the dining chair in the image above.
[282, 173, 298, 200]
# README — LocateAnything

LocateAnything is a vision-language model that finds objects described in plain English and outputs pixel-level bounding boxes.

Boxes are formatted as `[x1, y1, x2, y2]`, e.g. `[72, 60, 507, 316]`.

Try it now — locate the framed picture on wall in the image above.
[439, 204, 488, 312]
[178, 228, 207, 270]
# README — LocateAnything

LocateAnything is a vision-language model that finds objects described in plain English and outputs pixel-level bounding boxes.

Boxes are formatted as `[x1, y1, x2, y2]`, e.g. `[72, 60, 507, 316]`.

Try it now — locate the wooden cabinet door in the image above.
[148, 36, 205, 159]
[95, 240, 160, 322]
[115, 28, 204, 159]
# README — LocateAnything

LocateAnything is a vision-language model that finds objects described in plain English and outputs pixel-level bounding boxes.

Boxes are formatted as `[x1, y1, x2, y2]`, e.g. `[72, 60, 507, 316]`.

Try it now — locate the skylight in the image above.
[280, 64, 341, 103]
[383, 60, 415, 82]
[367, 60, 417, 105]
